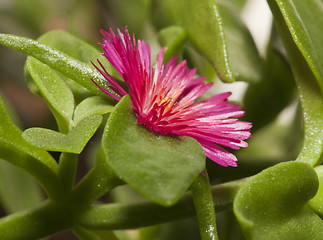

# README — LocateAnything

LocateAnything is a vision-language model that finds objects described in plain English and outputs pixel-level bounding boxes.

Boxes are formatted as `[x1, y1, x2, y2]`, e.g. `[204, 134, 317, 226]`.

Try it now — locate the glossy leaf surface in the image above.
[37, 30, 121, 98]
[268, 0, 323, 166]
[153, 0, 262, 83]
[268, 0, 323, 89]
[217, 0, 263, 83]
[102, 96, 205, 206]
[26, 57, 74, 133]
[152, 0, 234, 83]
[73, 96, 114, 125]
[38, 30, 103, 65]
[23, 115, 102, 154]
[0, 33, 117, 100]
[234, 161, 322, 240]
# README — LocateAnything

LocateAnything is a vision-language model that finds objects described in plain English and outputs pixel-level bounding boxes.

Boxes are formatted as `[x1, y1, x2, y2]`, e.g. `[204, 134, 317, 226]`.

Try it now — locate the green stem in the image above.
[70, 148, 123, 211]
[58, 153, 78, 193]
[191, 171, 218, 240]
[76, 177, 249, 230]
[0, 201, 71, 240]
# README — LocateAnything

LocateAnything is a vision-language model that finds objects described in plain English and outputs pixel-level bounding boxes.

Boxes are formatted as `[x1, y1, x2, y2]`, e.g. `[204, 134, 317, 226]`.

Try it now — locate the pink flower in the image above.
[92, 27, 252, 167]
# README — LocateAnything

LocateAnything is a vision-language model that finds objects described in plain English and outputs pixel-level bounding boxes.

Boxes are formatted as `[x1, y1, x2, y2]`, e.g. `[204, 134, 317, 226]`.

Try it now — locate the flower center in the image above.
[159, 97, 172, 112]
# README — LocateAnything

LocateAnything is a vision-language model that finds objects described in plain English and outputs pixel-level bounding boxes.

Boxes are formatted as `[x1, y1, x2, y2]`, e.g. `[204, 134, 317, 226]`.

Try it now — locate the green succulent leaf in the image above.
[267, 0, 323, 89]
[26, 57, 74, 133]
[153, 0, 262, 83]
[0, 96, 59, 199]
[267, 0, 323, 166]
[243, 31, 295, 131]
[0, 33, 117, 100]
[73, 96, 114, 125]
[217, 0, 263, 83]
[102, 96, 205, 206]
[38, 30, 102, 64]
[35, 30, 102, 101]
[234, 161, 322, 240]
[309, 166, 323, 216]
[152, 0, 234, 83]
[23, 115, 102, 154]
[36, 30, 126, 103]
[158, 26, 187, 63]
[37, 30, 120, 84]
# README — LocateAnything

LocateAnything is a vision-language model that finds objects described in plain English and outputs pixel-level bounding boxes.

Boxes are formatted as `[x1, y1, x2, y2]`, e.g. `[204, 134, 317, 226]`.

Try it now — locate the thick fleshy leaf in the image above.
[0, 97, 59, 199]
[243, 30, 295, 131]
[267, 0, 323, 89]
[157, 26, 187, 63]
[37, 30, 121, 97]
[217, 0, 263, 83]
[0, 33, 117, 100]
[268, 0, 323, 166]
[102, 96, 205, 206]
[73, 96, 114, 125]
[36, 30, 126, 103]
[0, 161, 42, 213]
[22, 115, 102, 154]
[38, 30, 104, 64]
[26, 57, 74, 133]
[309, 166, 323, 216]
[152, 0, 262, 83]
[234, 161, 322, 240]
[152, 0, 234, 83]
[34, 30, 95, 101]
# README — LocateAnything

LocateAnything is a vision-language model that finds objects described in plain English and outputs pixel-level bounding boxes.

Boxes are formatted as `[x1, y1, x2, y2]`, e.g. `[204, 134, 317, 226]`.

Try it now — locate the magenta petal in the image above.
[92, 27, 252, 167]
[202, 142, 238, 167]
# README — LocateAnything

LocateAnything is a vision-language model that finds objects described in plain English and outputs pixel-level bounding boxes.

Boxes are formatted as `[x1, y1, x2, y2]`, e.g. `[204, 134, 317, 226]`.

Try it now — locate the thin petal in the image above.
[92, 27, 252, 167]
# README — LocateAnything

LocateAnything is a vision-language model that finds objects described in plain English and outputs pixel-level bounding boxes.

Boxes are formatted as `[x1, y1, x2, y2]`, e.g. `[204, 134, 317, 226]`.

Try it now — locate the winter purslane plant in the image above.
[0, 0, 322, 239]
